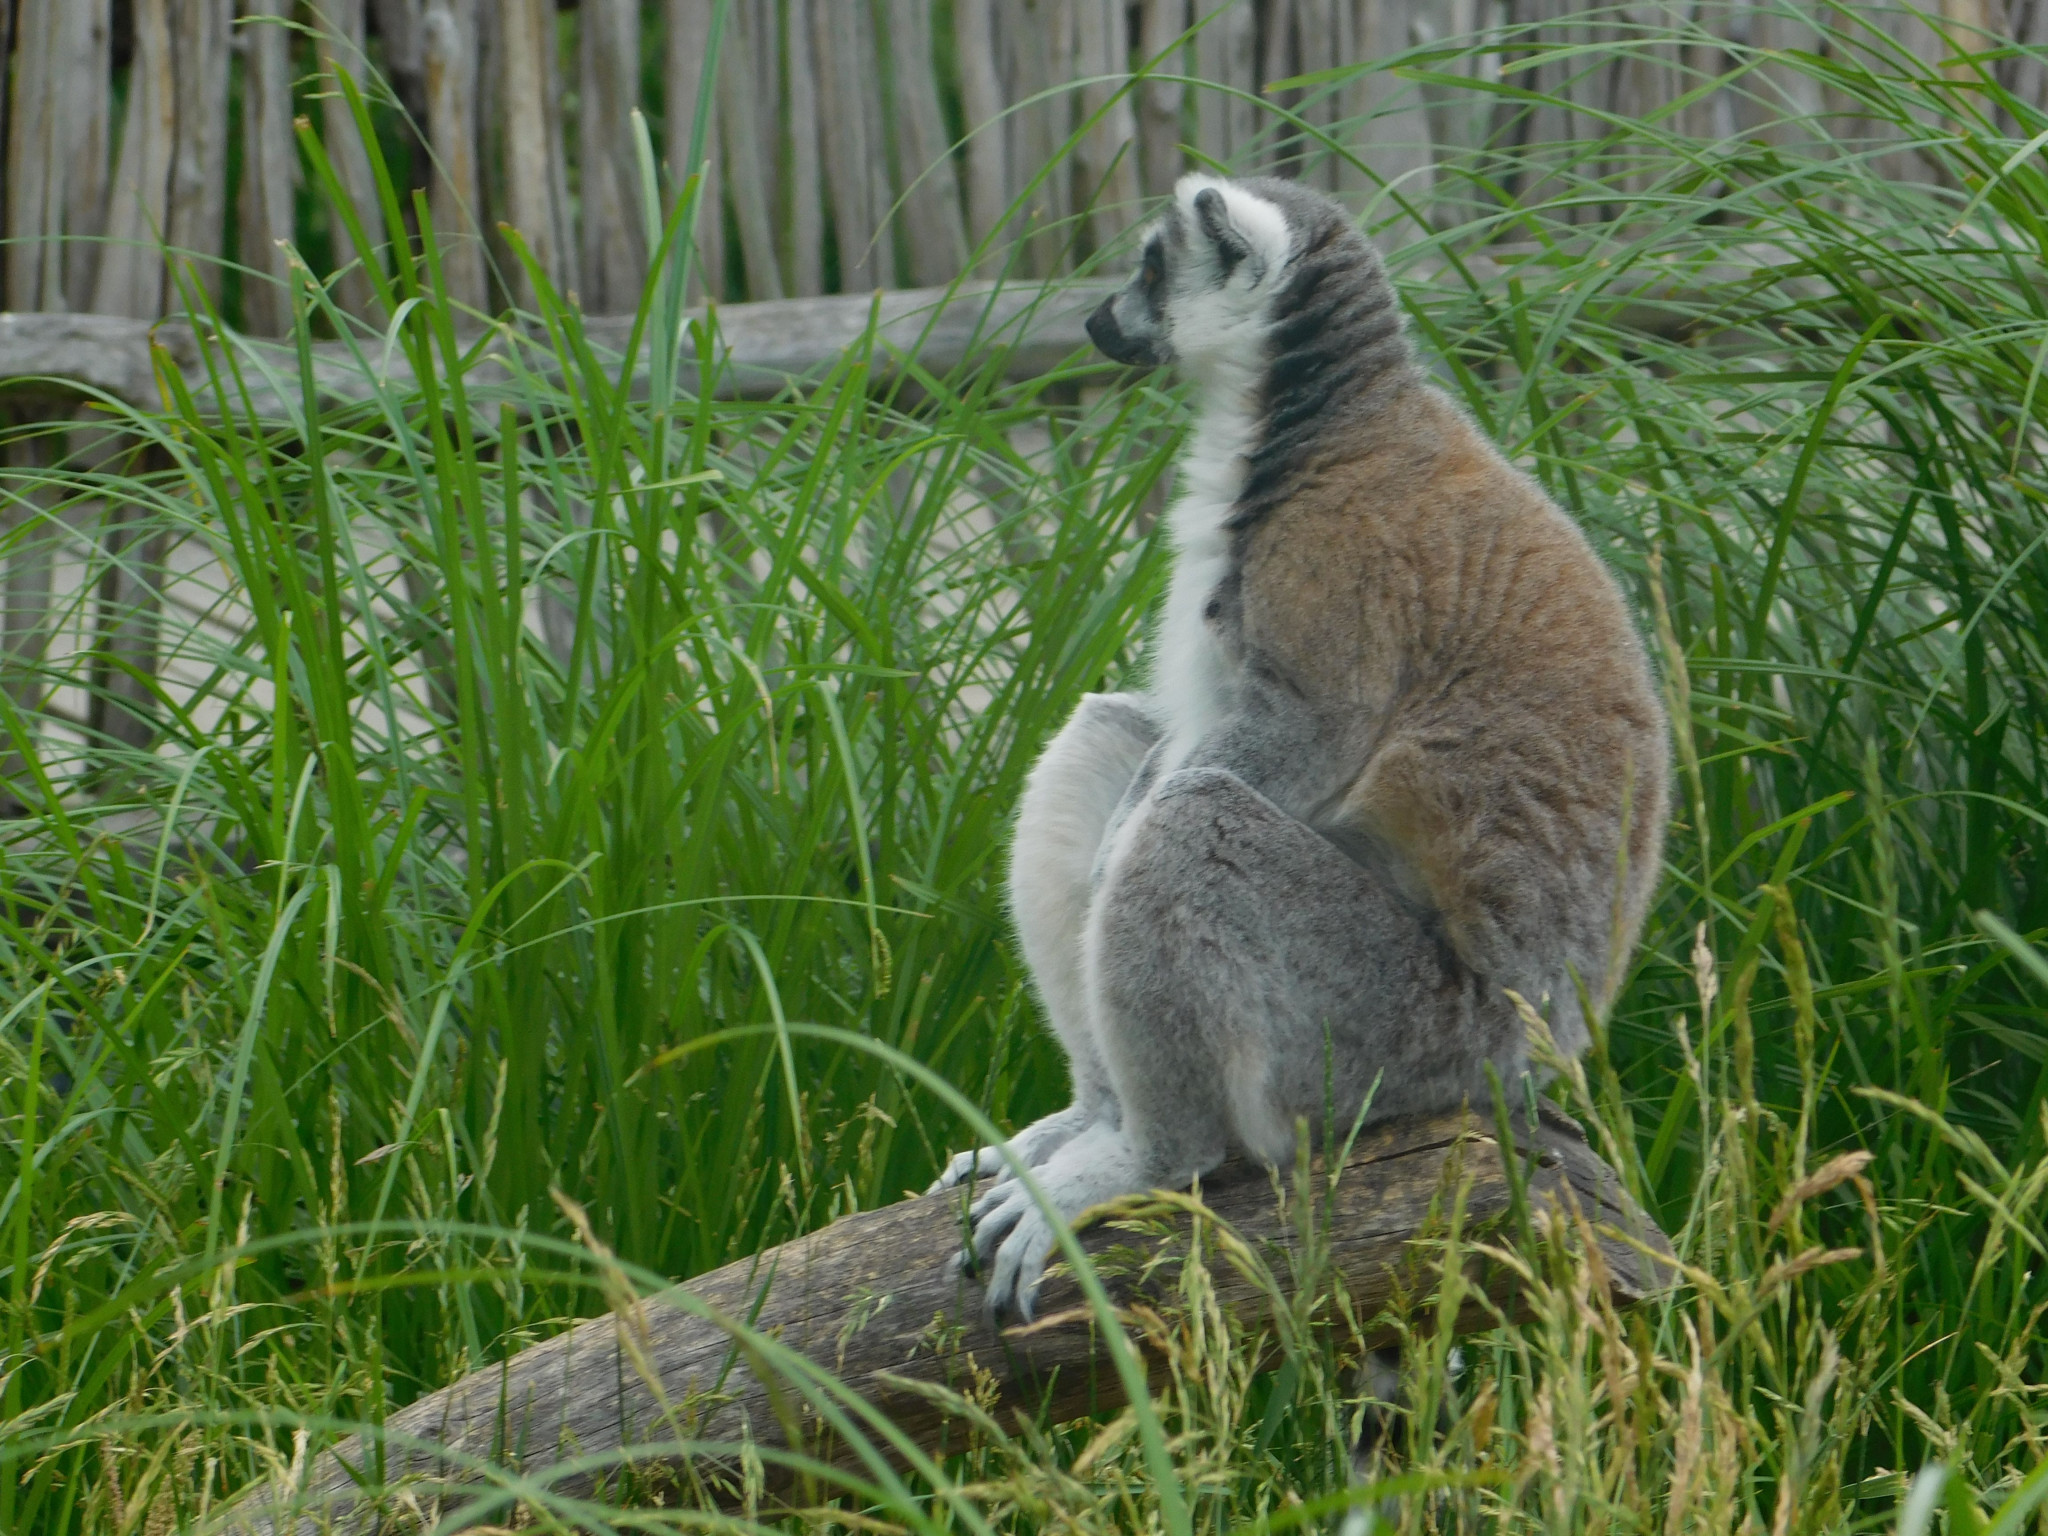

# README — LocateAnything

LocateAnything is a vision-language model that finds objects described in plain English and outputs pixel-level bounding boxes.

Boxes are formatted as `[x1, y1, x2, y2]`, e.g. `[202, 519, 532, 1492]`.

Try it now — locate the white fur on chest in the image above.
[1153, 379, 1259, 767]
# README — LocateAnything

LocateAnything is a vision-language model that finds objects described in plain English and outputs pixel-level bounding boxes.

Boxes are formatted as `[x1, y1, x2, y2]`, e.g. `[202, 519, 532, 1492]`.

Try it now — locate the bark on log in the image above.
[226, 1108, 1674, 1534]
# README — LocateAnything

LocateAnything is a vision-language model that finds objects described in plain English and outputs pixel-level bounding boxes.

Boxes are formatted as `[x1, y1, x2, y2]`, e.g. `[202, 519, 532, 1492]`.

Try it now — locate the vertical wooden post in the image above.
[65, 2, 112, 307]
[1001, 0, 1075, 278]
[94, 0, 176, 318]
[313, 0, 385, 319]
[1074, 0, 1141, 253]
[954, 0, 1009, 275]
[884, 0, 970, 286]
[579, 0, 649, 313]
[371, 0, 430, 124]
[718, 0, 784, 298]
[240, 0, 300, 335]
[9, 0, 71, 311]
[1195, 0, 1258, 171]
[92, 488, 168, 755]
[1136, 0, 1187, 199]
[1261, 0, 1300, 175]
[165, 0, 232, 308]
[815, 0, 894, 292]
[9, 1, 110, 313]
[666, 0, 726, 301]
[1342, 0, 1440, 242]
[786, 0, 824, 296]
[424, 0, 488, 312]
[501, 0, 578, 308]
[0, 422, 59, 813]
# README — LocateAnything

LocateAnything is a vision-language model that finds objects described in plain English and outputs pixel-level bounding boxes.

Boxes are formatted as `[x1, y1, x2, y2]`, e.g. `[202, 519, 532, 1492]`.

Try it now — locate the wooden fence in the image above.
[0, 1, 2044, 332]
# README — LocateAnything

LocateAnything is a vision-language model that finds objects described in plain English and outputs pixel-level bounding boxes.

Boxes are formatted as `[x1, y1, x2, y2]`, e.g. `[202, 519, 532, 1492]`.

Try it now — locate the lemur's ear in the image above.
[1192, 188, 1253, 278]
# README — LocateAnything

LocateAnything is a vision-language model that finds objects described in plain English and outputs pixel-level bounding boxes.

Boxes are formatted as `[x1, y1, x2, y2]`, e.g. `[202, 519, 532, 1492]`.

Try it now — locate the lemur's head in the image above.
[1086, 174, 1399, 388]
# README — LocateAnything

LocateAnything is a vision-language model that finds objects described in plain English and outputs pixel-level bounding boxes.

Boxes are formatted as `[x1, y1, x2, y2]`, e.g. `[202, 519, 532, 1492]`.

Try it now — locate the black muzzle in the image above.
[1087, 296, 1166, 368]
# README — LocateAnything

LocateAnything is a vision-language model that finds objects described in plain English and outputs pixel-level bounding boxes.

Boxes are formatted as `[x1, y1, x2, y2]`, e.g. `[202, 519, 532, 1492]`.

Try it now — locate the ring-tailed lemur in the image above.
[935, 174, 1670, 1322]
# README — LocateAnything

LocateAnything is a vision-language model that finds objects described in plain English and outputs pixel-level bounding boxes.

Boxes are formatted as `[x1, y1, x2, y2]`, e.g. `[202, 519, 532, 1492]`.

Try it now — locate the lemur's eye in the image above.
[1142, 246, 1164, 288]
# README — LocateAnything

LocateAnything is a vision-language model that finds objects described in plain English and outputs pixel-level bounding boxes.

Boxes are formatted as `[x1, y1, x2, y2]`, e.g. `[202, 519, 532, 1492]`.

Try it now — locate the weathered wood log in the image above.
[228, 1108, 1673, 1534]
[0, 242, 1806, 422]
[0, 281, 1115, 418]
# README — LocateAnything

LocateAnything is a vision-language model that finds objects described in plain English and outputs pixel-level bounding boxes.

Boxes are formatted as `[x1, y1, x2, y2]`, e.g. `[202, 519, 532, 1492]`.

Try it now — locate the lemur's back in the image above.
[1239, 381, 1669, 1029]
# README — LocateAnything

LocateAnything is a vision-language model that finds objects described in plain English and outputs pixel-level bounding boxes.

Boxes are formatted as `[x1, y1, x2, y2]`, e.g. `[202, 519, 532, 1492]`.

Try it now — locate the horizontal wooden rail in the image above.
[226, 1107, 1675, 1535]
[0, 282, 1116, 419]
[0, 241, 1813, 423]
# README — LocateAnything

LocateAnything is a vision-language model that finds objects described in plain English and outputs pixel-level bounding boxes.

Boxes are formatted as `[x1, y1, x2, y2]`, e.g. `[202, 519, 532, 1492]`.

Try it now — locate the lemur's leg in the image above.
[974, 766, 1525, 1318]
[931, 692, 1162, 1193]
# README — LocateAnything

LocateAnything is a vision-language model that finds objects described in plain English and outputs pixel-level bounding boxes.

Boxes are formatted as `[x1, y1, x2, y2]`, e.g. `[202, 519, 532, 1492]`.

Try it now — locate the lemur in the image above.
[935, 174, 1670, 1322]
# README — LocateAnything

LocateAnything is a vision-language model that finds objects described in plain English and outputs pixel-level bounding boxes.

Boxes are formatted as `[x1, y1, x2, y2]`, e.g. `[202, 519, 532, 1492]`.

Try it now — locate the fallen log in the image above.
[228, 1106, 1675, 1535]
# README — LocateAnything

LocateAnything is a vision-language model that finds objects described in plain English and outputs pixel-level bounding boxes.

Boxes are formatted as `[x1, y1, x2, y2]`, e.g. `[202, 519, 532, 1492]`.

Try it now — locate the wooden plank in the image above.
[93, 0, 176, 318]
[0, 417, 60, 816]
[1262, 0, 1300, 175]
[7, 1, 110, 312]
[1001, 0, 1076, 277]
[786, 0, 824, 297]
[313, 0, 384, 319]
[165, 0, 232, 309]
[718, 0, 784, 298]
[500, 0, 578, 309]
[1137, 0, 1188, 198]
[884, 0, 971, 286]
[239, 0, 301, 336]
[814, 0, 894, 291]
[370, 0, 429, 125]
[1344, 0, 1440, 243]
[422, 0, 487, 312]
[89, 469, 166, 753]
[222, 1108, 1676, 1533]
[665, 0, 726, 301]
[955, 0, 1009, 275]
[1195, 0, 1258, 169]
[1074, 0, 1142, 253]
[578, 0, 648, 313]
[63, 1, 112, 307]
[8, 0, 69, 311]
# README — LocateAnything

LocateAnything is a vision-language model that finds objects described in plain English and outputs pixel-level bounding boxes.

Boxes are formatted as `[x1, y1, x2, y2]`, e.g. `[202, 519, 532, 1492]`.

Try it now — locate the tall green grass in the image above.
[2, 6, 2047, 1532]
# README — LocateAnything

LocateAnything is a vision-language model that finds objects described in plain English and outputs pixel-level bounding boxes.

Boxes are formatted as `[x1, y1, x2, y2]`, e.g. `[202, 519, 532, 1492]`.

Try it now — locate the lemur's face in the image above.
[1085, 175, 1298, 379]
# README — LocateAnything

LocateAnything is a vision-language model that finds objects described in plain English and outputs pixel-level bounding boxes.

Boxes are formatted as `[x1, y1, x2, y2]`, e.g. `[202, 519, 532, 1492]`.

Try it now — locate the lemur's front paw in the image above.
[965, 1126, 1147, 1324]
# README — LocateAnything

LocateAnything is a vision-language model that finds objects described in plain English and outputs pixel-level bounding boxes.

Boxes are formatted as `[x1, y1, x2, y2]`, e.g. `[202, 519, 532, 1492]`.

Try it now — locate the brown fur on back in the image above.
[1239, 382, 1668, 1015]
